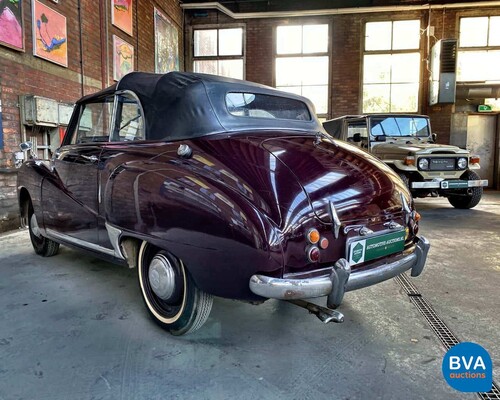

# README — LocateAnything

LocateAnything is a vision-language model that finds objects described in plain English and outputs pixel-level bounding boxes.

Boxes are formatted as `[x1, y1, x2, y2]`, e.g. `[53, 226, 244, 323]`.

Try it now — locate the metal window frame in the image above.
[361, 18, 423, 114]
[273, 22, 331, 119]
[190, 24, 246, 79]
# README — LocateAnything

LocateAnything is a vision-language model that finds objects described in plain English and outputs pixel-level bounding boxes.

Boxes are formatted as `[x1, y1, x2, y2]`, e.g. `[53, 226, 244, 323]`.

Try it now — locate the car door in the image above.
[96, 91, 146, 250]
[42, 95, 114, 247]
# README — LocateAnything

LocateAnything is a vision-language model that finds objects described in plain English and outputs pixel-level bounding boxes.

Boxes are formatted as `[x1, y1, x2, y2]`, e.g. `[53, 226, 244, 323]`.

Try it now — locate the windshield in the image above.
[370, 116, 430, 138]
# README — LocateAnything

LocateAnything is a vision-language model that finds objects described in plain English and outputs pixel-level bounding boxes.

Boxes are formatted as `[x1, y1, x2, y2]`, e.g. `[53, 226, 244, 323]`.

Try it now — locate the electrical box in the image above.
[21, 95, 59, 127]
[429, 39, 457, 106]
[58, 103, 74, 126]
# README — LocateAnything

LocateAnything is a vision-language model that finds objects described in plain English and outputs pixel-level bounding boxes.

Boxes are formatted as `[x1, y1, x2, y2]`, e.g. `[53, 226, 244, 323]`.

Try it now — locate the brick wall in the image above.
[0, 0, 182, 232]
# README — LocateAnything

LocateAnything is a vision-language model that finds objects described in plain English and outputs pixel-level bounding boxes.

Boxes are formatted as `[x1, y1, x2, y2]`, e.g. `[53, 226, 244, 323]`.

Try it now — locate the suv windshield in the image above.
[370, 116, 430, 138]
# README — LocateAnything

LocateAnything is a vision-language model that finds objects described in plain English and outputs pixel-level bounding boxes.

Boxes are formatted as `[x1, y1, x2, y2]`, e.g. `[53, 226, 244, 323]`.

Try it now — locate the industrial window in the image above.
[275, 24, 329, 118]
[457, 16, 500, 82]
[362, 20, 421, 113]
[193, 27, 244, 79]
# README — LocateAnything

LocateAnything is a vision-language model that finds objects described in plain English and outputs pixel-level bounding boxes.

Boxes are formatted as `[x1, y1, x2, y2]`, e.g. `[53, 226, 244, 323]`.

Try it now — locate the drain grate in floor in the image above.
[395, 273, 500, 400]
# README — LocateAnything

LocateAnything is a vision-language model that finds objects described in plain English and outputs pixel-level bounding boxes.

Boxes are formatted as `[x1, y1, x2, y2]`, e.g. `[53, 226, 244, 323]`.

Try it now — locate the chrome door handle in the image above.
[81, 155, 98, 163]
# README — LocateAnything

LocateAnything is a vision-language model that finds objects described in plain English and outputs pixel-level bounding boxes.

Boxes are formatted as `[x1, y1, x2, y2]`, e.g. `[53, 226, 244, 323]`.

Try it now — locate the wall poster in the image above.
[0, 0, 24, 51]
[113, 35, 134, 81]
[154, 7, 179, 74]
[112, 0, 133, 36]
[32, 0, 67, 67]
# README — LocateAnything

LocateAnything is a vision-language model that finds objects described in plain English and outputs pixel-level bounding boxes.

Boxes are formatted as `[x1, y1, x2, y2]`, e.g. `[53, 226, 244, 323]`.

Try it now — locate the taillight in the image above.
[319, 237, 329, 249]
[306, 228, 320, 244]
[307, 246, 320, 263]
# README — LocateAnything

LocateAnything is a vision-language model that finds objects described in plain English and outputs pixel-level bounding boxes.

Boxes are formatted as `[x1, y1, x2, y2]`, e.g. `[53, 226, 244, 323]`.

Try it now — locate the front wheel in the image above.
[447, 170, 483, 209]
[138, 243, 213, 335]
[28, 200, 59, 257]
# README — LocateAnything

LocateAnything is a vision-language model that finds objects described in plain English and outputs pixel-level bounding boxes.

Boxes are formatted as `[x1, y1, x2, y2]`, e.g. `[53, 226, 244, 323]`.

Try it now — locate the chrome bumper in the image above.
[411, 180, 488, 189]
[249, 236, 430, 306]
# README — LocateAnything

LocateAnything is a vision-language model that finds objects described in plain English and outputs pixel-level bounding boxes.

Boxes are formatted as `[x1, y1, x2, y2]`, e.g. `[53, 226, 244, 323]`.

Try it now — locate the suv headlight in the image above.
[418, 158, 429, 170]
[457, 157, 467, 170]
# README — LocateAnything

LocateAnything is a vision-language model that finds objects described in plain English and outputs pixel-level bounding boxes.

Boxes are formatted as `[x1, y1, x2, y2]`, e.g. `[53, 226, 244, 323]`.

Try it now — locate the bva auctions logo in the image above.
[442, 342, 493, 392]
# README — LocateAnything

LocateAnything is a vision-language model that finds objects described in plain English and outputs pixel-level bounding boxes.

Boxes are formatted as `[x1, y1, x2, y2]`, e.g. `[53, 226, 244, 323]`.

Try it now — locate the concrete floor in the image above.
[0, 193, 499, 400]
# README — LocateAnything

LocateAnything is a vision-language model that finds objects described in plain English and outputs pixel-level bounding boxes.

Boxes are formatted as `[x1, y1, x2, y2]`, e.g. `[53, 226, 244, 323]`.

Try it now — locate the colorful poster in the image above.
[154, 8, 179, 74]
[32, 0, 67, 67]
[113, 35, 134, 81]
[0, 0, 24, 51]
[112, 0, 132, 36]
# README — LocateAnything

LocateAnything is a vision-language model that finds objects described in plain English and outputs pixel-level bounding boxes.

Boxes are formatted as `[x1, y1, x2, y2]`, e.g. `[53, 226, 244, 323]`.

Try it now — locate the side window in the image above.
[71, 97, 114, 144]
[112, 93, 145, 142]
[347, 123, 369, 148]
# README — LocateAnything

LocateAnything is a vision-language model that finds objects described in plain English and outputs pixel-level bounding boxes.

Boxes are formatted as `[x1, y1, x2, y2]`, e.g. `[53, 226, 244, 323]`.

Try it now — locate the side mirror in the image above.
[352, 133, 362, 143]
[431, 133, 437, 142]
[20, 141, 33, 151]
[375, 135, 386, 142]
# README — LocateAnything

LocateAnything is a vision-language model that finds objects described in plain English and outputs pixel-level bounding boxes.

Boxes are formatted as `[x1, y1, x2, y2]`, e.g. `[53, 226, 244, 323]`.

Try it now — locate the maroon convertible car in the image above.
[18, 72, 430, 335]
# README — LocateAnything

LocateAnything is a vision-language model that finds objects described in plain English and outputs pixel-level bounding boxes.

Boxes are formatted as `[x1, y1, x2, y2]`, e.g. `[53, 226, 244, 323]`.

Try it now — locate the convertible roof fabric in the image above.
[78, 72, 323, 141]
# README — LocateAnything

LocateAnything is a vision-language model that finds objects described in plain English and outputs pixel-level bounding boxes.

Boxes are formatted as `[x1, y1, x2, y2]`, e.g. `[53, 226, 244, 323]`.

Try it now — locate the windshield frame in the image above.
[369, 116, 431, 138]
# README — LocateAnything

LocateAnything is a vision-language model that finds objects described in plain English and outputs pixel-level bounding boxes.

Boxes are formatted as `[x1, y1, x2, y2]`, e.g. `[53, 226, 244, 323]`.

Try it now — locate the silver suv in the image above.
[323, 114, 488, 209]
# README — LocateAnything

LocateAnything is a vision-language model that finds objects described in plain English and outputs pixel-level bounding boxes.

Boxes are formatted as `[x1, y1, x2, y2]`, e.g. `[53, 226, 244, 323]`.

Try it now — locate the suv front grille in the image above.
[429, 158, 456, 171]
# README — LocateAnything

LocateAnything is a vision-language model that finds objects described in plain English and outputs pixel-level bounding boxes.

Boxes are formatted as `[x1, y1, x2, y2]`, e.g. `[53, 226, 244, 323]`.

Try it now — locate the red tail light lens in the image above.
[307, 246, 320, 263]
[319, 237, 329, 249]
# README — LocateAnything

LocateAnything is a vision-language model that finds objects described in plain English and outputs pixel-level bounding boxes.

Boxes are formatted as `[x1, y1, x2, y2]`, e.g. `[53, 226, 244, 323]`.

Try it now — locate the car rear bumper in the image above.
[411, 179, 487, 189]
[249, 236, 430, 304]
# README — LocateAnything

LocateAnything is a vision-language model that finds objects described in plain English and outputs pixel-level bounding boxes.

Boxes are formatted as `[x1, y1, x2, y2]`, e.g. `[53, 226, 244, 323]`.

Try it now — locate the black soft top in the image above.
[79, 72, 322, 141]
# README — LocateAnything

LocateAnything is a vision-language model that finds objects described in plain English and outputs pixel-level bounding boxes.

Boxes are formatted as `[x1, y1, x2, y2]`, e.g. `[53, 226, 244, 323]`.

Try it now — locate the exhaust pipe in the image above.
[287, 299, 344, 323]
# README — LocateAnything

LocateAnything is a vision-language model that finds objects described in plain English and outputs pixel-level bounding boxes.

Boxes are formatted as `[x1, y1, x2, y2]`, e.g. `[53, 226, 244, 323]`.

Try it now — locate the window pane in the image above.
[390, 83, 419, 112]
[365, 21, 392, 51]
[302, 85, 328, 114]
[277, 26, 302, 54]
[219, 28, 243, 56]
[194, 29, 217, 56]
[226, 92, 311, 120]
[115, 96, 144, 142]
[276, 86, 302, 96]
[194, 60, 217, 75]
[457, 51, 500, 81]
[276, 57, 302, 86]
[218, 59, 244, 79]
[363, 84, 390, 113]
[363, 54, 391, 83]
[459, 17, 488, 47]
[302, 56, 329, 85]
[391, 53, 420, 83]
[303, 24, 328, 54]
[392, 20, 420, 50]
[489, 16, 500, 46]
[74, 100, 113, 144]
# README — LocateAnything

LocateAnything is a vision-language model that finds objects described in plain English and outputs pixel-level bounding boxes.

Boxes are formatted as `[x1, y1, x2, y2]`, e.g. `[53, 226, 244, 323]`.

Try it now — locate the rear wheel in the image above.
[447, 170, 483, 209]
[138, 243, 213, 335]
[28, 200, 59, 257]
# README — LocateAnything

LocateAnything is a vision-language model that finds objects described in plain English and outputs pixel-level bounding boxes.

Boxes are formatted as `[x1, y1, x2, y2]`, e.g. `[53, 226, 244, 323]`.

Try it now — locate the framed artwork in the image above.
[0, 0, 24, 51]
[112, 0, 133, 36]
[154, 7, 179, 74]
[113, 35, 134, 81]
[32, 0, 67, 67]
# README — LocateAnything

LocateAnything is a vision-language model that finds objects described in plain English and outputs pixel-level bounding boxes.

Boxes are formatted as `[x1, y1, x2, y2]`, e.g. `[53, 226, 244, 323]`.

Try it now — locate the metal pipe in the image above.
[77, 0, 85, 96]
[99, 0, 108, 89]
[181, 1, 500, 19]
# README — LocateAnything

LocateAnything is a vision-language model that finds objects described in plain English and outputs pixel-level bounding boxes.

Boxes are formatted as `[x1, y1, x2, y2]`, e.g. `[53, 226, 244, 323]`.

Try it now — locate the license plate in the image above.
[348, 230, 406, 266]
[441, 180, 468, 189]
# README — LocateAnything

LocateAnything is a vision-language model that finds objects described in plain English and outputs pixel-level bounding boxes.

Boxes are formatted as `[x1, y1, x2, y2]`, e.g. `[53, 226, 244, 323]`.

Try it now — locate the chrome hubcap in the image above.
[30, 214, 41, 238]
[148, 254, 176, 301]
